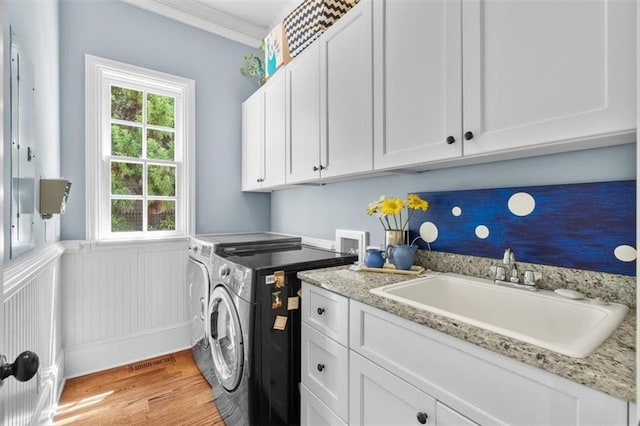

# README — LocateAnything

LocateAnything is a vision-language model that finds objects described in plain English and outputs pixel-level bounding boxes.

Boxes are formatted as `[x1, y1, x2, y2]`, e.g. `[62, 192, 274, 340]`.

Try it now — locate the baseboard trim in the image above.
[32, 380, 53, 425]
[64, 323, 191, 378]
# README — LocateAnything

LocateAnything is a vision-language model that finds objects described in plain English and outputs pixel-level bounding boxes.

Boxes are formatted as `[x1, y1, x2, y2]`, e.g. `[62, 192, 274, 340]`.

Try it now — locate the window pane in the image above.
[111, 86, 142, 122]
[111, 124, 142, 157]
[147, 93, 175, 128]
[147, 165, 175, 196]
[111, 162, 143, 195]
[111, 200, 142, 232]
[148, 200, 175, 231]
[147, 129, 175, 160]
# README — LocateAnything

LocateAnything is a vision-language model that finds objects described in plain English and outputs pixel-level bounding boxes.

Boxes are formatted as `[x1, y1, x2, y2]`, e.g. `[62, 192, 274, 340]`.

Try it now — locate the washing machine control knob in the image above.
[218, 264, 231, 278]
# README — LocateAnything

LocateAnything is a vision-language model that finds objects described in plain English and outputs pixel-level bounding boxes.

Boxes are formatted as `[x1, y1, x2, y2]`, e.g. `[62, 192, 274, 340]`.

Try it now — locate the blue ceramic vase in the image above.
[387, 244, 418, 270]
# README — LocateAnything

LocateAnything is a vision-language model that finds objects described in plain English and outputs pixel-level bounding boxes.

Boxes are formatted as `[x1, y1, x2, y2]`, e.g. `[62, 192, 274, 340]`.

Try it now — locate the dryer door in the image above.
[187, 258, 209, 348]
[209, 285, 244, 392]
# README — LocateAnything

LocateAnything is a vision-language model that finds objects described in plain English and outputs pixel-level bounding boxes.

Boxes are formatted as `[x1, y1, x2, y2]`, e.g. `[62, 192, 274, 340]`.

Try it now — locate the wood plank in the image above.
[54, 350, 224, 425]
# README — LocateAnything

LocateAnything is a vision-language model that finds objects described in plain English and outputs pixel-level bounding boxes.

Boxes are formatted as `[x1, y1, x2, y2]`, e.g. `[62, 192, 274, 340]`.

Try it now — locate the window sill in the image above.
[66, 236, 189, 254]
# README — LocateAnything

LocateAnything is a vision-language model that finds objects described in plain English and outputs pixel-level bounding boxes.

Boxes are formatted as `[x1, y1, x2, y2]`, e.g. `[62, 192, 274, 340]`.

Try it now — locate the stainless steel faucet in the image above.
[502, 247, 519, 283]
[490, 247, 541, 291]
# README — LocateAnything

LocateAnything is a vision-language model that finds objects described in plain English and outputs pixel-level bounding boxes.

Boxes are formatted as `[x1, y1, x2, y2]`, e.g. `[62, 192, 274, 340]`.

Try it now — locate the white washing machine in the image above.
[187, 236, 216, 384]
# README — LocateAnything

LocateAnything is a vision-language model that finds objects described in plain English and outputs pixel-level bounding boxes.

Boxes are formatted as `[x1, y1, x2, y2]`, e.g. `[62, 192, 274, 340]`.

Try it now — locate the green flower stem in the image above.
[404, 209, 415, 230]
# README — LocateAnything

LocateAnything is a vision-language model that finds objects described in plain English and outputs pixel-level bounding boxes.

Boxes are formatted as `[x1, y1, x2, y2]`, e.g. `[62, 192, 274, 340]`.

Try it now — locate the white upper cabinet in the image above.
[263, 71, 286, 187]
[286, 43, 321, 184]
[241, 89, 264, 191]
[286, 0, 373, 184]
[320, 0, 373, 178]
[241, 72, 286, 191]
[245, 0, 636, 190]
[373, 0, 463, 170]
[374, 0, 636, 169]
[462, 0, 636, 156]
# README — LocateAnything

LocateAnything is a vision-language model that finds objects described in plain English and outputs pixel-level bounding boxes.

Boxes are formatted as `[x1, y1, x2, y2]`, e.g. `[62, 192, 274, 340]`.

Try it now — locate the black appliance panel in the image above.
[220, 245, 356, 271]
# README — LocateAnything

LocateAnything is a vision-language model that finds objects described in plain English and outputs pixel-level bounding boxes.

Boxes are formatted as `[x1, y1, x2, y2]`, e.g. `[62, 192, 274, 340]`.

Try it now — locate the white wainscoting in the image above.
[3, 245, 64, 426]
[62, 240, 191, 377]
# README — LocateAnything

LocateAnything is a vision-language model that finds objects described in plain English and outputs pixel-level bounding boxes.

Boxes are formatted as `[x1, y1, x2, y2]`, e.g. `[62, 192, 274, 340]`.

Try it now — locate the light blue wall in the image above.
[3, 0, 61, 262]
[59, 0, 270, 240]
[271, 144, 637, 247]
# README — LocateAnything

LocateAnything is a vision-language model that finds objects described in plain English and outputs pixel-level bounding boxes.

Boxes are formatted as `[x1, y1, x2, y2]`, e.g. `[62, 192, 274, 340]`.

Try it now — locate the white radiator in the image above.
[3, 245, 63, 426]
[62, 240, 190, 377]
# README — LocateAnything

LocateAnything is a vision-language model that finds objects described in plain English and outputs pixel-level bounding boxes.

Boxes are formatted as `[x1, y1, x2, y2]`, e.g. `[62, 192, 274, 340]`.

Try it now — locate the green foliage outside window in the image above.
[110, 86, 177, 232]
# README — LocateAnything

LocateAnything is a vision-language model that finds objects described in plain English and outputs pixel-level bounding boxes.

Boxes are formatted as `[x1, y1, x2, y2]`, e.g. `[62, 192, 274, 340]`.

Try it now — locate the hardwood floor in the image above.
[54, 350, 224, 425]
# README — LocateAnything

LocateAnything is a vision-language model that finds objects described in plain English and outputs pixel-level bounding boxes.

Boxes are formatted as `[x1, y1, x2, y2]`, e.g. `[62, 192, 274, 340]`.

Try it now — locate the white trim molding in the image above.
[85, 55, 195, 242]
[64, 322, 191, 378]
[122, 0, 266, 47]
[3, 244, 64, 299]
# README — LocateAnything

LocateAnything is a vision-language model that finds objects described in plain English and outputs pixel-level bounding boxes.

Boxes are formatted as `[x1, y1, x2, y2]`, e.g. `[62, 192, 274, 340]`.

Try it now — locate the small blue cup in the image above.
[364, 248, 385, 268]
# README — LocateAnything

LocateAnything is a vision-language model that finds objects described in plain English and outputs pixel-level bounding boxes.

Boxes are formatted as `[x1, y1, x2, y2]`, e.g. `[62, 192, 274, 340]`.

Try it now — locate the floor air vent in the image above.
[129, 355, 176, 372]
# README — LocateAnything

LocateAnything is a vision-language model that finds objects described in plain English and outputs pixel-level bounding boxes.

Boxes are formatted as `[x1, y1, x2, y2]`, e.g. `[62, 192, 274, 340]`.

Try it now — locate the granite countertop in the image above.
[298, 265, 636, 402]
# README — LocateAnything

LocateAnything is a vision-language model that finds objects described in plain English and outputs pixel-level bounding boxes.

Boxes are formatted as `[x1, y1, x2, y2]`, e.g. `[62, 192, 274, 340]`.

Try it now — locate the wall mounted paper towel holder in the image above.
[40, 179, 71, 219]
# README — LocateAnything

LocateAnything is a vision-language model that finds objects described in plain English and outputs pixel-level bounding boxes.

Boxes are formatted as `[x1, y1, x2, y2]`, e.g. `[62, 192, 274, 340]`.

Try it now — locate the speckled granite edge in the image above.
[298, 265, 636, 402]
[416, 250, 636, 308]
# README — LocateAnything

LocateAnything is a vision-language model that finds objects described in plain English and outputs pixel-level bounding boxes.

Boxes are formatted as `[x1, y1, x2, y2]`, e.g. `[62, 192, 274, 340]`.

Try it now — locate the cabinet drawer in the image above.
[350, 300, 627, 425]
[302, 282, 349, 345]
[350, 350, 436, 426]
[436, 402, 477, 426]
[300, 383, 347, 426]
[301, 323, 349, 421]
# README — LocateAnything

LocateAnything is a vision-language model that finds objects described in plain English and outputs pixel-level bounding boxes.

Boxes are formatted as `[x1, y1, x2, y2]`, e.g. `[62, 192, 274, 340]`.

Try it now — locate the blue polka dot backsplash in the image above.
[408, 180, 636, 276]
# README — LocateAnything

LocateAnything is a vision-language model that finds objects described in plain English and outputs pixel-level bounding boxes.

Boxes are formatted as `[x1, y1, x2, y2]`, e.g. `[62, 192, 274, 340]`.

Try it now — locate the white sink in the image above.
[370, 273, 628, 358]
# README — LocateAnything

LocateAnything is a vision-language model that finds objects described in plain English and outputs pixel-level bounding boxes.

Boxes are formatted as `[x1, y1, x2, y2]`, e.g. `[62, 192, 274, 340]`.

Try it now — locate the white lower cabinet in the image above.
[301, 284, 629, 425]
[301, 323, 349, 421]
[350, 351, 477, 426]
[350, 351, 437, 425]
[349, 300, 628, 425]
[301, 283, 350, 424]
[436, 402, 477, 426]
[301, 383, 348, 426]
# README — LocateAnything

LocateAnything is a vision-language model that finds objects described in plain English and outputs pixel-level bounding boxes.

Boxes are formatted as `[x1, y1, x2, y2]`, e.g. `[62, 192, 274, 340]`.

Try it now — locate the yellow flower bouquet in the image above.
[366, 194, 429, 231]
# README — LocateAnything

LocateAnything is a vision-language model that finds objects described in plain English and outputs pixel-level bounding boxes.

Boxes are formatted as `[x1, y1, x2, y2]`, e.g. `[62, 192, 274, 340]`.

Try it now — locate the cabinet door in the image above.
[301, 323, 349, 422]
[302, 282, 349, 345]
[350, 350, 436, 426]
[241, 89, 264, 191]
[373, 0, 463, 170]
[462, 0, 636, 156]
[286, 43, 321, 183]
[300, 383, 347, 426]
[319, 0, 373, 178]
[263, 71, 286, 187]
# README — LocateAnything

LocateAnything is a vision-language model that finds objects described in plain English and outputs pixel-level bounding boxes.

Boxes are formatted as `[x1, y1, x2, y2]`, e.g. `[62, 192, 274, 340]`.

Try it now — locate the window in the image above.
[86, 55, 194, 241]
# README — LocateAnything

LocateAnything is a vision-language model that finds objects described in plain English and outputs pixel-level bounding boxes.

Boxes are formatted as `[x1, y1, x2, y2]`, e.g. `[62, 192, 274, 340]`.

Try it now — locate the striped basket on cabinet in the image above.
[283, 0, 359, 58]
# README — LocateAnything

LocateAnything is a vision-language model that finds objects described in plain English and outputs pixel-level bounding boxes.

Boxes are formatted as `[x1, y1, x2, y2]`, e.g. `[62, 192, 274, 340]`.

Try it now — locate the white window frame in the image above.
[85, 55, 194, 241]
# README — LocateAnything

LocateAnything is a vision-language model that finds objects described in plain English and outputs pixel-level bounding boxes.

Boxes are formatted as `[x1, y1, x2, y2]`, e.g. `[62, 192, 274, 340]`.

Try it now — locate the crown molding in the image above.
[121, 0, 265, 47]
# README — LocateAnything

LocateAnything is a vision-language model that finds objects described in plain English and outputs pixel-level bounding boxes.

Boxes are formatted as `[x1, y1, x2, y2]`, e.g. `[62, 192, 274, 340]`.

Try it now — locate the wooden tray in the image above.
[359, 265, 425, 275]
